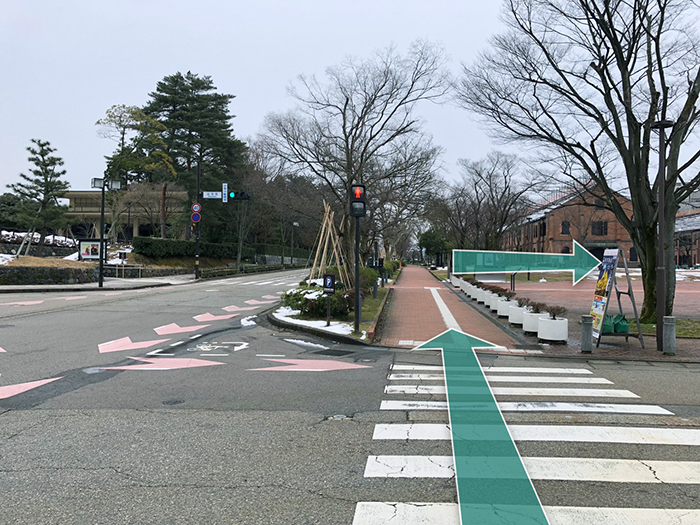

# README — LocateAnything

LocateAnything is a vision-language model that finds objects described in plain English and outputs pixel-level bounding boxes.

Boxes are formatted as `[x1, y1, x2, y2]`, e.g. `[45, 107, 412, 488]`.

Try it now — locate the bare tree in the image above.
[260, 41, 450, 267]
[455, 0, 700, 321]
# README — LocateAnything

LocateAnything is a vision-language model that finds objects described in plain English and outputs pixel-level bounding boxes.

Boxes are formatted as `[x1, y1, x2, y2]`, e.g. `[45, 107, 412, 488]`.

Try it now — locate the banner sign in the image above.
[79, 239, 102, 260]
[590, 248, 619, 339]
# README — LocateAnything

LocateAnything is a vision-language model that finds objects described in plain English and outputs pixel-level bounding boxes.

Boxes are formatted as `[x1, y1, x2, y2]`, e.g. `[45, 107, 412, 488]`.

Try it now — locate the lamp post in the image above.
[291, 221, 299, 266]
[651, 119, 674, 352]
[91, 177, 122, 288]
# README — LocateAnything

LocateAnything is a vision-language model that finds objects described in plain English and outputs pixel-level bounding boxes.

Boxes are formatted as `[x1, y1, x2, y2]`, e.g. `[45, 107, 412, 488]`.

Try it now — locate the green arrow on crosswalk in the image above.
[452, 240, 599, 285]
[416, 329, 550, 525]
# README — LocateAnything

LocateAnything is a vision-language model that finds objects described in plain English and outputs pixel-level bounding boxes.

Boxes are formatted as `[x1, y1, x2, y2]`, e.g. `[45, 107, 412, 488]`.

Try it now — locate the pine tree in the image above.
[8, 139, 70, 254]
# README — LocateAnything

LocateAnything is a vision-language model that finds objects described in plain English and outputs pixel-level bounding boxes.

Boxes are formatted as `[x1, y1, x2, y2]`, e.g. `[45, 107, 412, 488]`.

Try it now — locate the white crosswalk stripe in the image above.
[353, 362, 699, 525]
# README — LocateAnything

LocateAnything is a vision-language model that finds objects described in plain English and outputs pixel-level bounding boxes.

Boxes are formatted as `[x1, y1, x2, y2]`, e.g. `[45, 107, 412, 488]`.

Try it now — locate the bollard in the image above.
[663, 316, 676, 356]
[581, 315, 593, 354]
[373, 278, 378, 299]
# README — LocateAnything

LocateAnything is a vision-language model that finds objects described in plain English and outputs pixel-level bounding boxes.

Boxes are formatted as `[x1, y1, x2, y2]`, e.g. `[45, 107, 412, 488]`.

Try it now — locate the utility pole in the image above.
[195, 162, 201, 280]
[349, 185, 367, 334]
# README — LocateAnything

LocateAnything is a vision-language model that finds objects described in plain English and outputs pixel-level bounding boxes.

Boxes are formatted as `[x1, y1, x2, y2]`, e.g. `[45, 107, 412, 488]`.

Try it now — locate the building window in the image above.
[562, 246, 571, 254]
[533, 225, 538, 237]
[592, 221, 608, 236]
[595, 198, 605, 209]
[561, 221, 570, 235]
[630, 247, 637, 262]
[541, 222, 546, 236]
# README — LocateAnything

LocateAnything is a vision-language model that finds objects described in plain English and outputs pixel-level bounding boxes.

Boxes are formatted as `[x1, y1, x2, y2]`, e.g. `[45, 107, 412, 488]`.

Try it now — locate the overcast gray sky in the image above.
[0, 1, 506, 192]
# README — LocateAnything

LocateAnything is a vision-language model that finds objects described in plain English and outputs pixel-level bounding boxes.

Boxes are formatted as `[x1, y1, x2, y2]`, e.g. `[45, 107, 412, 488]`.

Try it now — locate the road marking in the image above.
[256, 354, 285, 357]
[387, 373, 612, 384]
[481, 367, 592, 374]
[205, 354, 229, 357]
[364, 455, 700, 483]
[373, 423, 700, 445]
[352, 503, 700, 525]
[169, 341, 185, 347]
[189, 334, 203, 339]
[64, 295, 88, 301]
[155, 323, 210, 335]
[391, 364, 443, 371]
[364, 455, 454, 478]
[0, 377, 63, 400]
[249, 359, 371, 372]
[98, 336, 171, 353]
[193, 312, 238, 322]
[379, 400, 672, 415]
[425, 287, 461, 330]
[384, 385, 638, 397]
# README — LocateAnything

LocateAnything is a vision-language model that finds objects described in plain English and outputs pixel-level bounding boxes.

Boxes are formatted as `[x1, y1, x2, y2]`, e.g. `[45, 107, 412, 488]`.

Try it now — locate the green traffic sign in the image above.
[452, 240, 599, 285]
[416, 329, 549, 525]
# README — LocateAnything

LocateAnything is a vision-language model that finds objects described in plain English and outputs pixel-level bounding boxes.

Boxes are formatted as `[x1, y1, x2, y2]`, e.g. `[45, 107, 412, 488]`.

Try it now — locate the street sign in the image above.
[191, 203, 201, 212]
[222, 183, 228, 203]
[191, 212, 201, 223]
[203, 192, 222, 199]
[323, 274, 336, 295]
[452, 240, 599, 285]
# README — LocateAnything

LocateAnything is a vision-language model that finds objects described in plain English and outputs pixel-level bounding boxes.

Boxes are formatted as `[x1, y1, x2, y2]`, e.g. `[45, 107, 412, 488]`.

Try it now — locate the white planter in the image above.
[476, 289, 487, 303]
[489, 294, 501, 311]
[460, 282, 470, 295]
[538, 317, 569, 342]
[522, 311, 549, 333]
[508, 305, 527, 325]
[468, 286, 478, 299]
[497, 299, 512, 317]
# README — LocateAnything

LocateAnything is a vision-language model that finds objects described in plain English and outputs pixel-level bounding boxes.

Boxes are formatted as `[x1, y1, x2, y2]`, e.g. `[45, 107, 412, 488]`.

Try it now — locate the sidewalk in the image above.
[0, 273, 196, 293]
[377, 266, 700, 362]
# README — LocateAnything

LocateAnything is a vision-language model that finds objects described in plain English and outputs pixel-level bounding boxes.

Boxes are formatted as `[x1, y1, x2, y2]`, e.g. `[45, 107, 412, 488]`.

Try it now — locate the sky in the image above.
[0, 1, 508, 192]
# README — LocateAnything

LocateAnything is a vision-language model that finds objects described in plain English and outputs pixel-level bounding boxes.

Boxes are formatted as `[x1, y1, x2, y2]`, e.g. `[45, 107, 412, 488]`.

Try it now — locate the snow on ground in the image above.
[63, 252, 80, 261]
[0, 254, 15, 266]
[283, 338, 329, 350]
[1, 231, 77, 247]
[241, 315, 257, 327]
[273, 306, 357, 336]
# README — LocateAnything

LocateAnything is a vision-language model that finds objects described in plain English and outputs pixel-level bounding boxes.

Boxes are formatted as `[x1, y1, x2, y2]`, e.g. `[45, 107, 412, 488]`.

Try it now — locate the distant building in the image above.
[503, 188, 636, 263]
[675, 211, 700, 267]
[64, 184, 188, 239]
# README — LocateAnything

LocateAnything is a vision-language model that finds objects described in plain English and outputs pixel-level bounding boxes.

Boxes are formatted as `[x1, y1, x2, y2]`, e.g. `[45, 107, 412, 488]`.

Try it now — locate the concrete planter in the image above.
[522, 311, 549, 333]
[489, 294, 501, 311]
[497, 299, 513, 317]
[476, 289, 487, 303]
[508, 305, 527, 325]
[538, 317, 569, 342]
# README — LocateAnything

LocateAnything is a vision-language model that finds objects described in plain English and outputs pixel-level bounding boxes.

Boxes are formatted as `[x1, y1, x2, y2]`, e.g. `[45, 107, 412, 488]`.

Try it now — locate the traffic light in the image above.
[228, 191, 250, 200]
[349, 184, 366, 217]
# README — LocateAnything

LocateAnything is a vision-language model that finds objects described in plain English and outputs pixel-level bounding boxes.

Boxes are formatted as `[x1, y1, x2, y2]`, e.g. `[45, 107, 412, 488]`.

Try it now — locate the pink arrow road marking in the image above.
[64, 296, 88, 301]
[0, 347, 6, 352]
[245, 299, 277, 305]
[98, 336, 171, 353]
[0, 300, 44, 306]
[249, 359, 372, 372]
[222, 305, 258, 313]
[262, 295, 280, 300]
[194, 312, 238, 322]
[100, 357, 225, 371]
[154, 323, 210, 335]
[0, 377, 63, 400]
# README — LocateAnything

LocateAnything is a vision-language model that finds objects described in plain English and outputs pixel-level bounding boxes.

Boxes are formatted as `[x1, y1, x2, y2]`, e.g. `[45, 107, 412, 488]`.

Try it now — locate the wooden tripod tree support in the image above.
[309, 202, 351, 287]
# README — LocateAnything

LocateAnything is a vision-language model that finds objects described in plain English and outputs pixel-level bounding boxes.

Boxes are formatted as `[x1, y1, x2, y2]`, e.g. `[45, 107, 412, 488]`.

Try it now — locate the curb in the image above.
[367, 287, 393, 342]
[266, 311, 369, 346]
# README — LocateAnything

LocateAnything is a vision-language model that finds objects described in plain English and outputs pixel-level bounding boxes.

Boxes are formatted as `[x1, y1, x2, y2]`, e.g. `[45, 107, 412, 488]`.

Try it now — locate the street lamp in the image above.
[651, 119, 674, 352]
[291, 221, 299, 266]
[91, 177, 122, 288]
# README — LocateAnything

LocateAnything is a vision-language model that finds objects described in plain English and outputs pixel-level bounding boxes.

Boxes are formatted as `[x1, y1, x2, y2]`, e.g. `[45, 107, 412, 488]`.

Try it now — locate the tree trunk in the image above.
[37, 228, 47, 257]
[159, 182, 168, 238]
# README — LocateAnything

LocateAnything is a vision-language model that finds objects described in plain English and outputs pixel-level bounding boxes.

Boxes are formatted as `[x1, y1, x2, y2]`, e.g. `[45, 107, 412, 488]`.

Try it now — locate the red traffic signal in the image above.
[349, 184, 366, 217]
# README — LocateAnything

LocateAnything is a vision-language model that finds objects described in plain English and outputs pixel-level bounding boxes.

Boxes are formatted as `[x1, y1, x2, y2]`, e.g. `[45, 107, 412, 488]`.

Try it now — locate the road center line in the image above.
[425, 287, 461, 331]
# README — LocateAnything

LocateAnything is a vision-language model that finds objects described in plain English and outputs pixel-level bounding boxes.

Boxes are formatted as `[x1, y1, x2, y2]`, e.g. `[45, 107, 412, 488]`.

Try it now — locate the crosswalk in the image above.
[352, 362, 700, 524]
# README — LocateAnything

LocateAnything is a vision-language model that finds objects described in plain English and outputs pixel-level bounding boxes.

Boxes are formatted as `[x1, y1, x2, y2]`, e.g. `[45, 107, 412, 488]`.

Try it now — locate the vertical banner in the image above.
[590, 248, 619, 339]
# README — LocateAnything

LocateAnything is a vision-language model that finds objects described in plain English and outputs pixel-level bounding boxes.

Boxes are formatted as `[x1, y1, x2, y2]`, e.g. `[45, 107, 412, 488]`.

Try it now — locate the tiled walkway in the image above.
[378, 266, 700, 362]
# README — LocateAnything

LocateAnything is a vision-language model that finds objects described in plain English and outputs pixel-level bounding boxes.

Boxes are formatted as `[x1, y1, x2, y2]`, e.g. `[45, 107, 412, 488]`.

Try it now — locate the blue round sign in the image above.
[191, 212, 202, 223]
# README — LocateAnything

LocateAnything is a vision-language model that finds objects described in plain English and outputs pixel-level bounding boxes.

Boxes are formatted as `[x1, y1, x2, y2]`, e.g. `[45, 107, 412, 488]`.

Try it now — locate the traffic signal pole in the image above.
[354, 215, 361, 334]
[195, 162, 201, 280]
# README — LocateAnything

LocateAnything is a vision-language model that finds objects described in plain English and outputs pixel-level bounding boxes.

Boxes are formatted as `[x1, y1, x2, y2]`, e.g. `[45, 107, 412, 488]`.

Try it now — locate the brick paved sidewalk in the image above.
[378, 266, 700, 362]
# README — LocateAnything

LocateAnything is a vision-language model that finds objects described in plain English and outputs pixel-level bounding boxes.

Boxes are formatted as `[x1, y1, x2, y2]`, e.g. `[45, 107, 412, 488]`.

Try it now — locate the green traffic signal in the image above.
[229, 191, 235, 198]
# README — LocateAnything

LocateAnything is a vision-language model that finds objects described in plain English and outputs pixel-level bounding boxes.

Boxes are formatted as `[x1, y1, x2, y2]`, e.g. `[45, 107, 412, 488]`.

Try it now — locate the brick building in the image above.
[503, 189, 637, 263]
[675, 211, 700, 267]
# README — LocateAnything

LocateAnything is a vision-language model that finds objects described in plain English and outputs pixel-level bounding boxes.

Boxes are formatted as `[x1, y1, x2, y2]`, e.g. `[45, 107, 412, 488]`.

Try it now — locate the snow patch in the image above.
[273, 306, 354, 335]
[0, 254, 16, 266]
[241, 315, 257, 327]
[283, 338, 329, 350]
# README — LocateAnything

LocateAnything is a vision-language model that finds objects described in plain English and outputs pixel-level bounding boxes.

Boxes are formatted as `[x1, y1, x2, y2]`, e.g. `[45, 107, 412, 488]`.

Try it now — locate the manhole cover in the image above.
[314, 349, 353, 357]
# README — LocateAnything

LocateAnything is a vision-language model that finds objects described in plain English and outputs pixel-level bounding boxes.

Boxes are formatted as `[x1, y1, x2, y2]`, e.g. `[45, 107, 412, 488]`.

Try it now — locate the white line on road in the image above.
[384, 385, 638, 397]
[389, 365, 594, 374]
[352, 503, 700, 525]
[387, 373, 612, 384]
[425, 287, 461, 330]
[379, 400, 672, 415]
[364, 455, 454, 478]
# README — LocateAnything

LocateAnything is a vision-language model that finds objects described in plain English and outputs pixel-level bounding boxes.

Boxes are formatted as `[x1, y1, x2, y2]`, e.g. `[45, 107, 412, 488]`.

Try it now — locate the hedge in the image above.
[132, 237, 309, 261]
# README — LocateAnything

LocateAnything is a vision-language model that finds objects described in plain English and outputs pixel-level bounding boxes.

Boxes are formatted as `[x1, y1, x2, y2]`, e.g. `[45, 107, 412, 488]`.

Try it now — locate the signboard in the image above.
[590, 248, 619, 339]
[191, 212, 202, 223]
[203, 191, 222, 199]
[191, 203, 201, 212]
[223, 183, 228, 203]
[323, 274, 336, 295]
[79, 239, 102, 260]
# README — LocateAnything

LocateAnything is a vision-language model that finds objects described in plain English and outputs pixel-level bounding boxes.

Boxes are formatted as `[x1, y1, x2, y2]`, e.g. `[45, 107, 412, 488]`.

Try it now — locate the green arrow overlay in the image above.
[452, 240, 599, 285]
[416, 329, 549, 525]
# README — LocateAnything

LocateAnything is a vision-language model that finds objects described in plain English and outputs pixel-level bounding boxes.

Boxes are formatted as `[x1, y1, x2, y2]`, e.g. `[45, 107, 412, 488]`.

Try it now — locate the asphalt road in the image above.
[2, 270, 700, 524]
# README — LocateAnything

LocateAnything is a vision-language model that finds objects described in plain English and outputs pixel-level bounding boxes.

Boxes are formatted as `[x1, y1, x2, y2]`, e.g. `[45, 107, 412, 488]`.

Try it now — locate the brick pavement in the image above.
[378, 266, 700, 362]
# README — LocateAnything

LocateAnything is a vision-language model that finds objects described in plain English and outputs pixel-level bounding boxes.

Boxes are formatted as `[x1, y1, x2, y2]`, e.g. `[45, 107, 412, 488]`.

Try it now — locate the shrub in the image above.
[516, 297, 531, 308]
[503, 290, 516, 300]
[545, 305, 568, 320]
[529, 301, 546, 313]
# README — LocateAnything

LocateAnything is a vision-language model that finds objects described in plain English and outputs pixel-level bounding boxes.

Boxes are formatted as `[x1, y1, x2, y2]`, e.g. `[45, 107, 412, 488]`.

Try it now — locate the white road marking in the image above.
[391, 364, 443, 371]
[481, 367, 594, 374]
[380, 400, 448, 410]
[169, 341, 185, 347]
[384, 385, 638, 397]
[373, 423, 700, 445]
[352, 503, 700, 525]
[256, 354, 285, 357]
[364, 455, 454, 478]
[386, 373, 611, 384]
[204, 354, 229, 357]
[379, 400, 672, 415]
[425, 287, 461, 330]
[189, 334, 203, 339]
